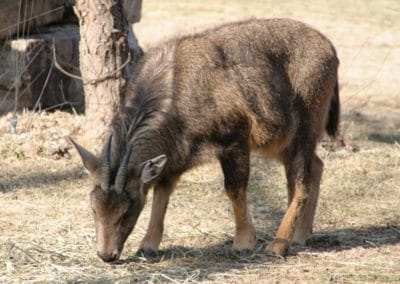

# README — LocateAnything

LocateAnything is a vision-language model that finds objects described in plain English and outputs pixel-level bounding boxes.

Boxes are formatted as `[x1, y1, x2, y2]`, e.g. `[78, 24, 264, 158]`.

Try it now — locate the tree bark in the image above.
[74, 0, 131, 143]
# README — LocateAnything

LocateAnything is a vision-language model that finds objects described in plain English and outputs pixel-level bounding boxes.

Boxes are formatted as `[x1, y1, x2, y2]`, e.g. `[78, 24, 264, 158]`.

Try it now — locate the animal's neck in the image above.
[130, 106, 189, 178]
[130, 129, 166, 165]
[119, 43, 179, 173]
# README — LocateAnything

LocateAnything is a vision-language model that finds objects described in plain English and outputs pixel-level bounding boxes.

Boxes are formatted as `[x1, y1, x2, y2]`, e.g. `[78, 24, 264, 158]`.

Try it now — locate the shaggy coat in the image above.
[70, 18, 339, 262]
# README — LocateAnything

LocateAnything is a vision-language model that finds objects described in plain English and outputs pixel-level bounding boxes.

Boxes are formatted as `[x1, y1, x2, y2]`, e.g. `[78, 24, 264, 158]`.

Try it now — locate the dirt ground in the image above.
[1, 0, 400, 283]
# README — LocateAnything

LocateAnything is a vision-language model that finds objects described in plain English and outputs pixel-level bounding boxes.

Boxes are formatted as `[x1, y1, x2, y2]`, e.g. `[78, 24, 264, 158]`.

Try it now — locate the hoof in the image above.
[232, 227, 257, 251]
[265, 238, 290, 257]
[230, 248, 254, 258]
[231, 241, 256, 252]
[292, 228, 312, 245]
[136, 248, 158, 258]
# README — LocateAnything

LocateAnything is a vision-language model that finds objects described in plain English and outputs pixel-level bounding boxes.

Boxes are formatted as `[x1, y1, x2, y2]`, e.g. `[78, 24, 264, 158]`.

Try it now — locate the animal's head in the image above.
[68, 136, 167, 262]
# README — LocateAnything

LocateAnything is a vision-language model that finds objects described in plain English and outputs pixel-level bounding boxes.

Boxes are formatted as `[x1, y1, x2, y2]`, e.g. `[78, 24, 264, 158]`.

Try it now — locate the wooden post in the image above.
[74, 0, 132, 144]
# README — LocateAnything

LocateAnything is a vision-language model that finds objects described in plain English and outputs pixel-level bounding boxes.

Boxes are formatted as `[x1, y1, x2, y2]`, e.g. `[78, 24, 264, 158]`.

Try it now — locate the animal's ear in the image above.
[67, 136, 101, 183]
[140, 155, 167, 184]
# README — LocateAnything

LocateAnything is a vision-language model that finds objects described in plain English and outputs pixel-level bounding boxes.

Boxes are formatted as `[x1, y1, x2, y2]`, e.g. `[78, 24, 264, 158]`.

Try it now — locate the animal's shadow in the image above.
[0, 167, 84, 193]
[97, 222, 399, 283]
[123, 223, 399, 264]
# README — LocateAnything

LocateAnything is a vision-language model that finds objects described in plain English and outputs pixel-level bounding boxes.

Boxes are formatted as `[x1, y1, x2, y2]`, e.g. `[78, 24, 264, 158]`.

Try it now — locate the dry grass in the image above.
[1, 0, 400, 283]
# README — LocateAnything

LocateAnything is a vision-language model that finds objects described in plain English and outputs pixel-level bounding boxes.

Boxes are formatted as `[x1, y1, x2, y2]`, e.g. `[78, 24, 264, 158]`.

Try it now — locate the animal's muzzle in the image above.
[97, 249, 120, 262]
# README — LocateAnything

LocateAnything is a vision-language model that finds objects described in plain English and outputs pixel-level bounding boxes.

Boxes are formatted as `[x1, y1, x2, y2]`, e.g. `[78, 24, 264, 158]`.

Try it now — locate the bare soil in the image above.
[1, 0, 399, 283]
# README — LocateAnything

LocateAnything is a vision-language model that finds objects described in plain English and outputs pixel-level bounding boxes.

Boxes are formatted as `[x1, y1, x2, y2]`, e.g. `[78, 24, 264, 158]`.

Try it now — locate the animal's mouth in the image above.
[97, 250, 121, 263]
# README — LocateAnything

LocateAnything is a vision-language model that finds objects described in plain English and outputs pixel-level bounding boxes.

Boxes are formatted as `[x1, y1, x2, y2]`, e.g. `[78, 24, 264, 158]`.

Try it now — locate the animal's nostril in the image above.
[97, 251, 117, 263]
[112, 249, 120, 260]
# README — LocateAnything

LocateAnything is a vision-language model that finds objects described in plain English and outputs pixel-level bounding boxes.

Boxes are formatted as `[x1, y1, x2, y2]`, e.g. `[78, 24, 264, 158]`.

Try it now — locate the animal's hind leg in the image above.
[220, 147, 256, 251]
[292, 154, 323, 245]
[266, 143, 321, 256]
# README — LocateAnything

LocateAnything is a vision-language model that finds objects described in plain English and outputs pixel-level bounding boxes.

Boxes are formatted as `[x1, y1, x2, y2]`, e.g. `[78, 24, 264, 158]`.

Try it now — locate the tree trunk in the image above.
[74, 0, 131, 143]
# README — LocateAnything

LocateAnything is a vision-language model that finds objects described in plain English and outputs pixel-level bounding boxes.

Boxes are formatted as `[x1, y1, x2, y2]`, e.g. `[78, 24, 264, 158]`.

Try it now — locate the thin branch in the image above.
[42, 101, 80, 112]
[343, 45, 393, 106]
[52, 43, 83, 81]
[0, 67, 44, 110]
[9, 243, 40, 264]
[14, 0, 23, 113]
[19, 43, 47, 77]
[32, 61, 54, 110]
[0, 72, 8, 82]
[10, 42, 46, 112]
[1, 41, 47, 105]
[0, 6, 65, 34]
[390, 226, 400, 235]
[60, 81, 78, 115]
[52, 42, 131, 84]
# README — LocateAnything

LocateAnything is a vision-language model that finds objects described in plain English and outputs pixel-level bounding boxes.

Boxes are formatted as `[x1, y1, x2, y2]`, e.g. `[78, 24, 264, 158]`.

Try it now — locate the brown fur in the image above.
[72, 18, 340, 262]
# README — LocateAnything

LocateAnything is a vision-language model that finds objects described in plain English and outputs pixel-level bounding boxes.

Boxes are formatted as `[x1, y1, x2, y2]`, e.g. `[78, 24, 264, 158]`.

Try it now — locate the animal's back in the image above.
[170, 18, 338, 151]
[125, 18, 339, 165]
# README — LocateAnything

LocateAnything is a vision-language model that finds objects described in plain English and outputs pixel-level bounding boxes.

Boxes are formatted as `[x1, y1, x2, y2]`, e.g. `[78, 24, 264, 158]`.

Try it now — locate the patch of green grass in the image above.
[13, 149, 26, 160]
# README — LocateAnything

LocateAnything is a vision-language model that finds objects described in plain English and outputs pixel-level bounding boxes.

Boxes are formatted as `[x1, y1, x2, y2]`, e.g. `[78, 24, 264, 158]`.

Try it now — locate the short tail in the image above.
[326, 79, 340, 137]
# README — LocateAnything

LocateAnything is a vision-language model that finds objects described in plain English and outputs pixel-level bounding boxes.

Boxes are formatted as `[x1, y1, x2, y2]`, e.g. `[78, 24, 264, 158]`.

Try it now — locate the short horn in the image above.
[115, 144, 133, 194]
[101, 135, 113, 191]
[66, 136, 101, 178]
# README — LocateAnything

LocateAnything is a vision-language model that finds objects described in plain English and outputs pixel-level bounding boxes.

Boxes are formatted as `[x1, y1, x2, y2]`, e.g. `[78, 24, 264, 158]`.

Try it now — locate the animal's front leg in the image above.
[138, 177, 178, 256]
[220, 146, 256, 251]
[226, 187, 256, 251]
